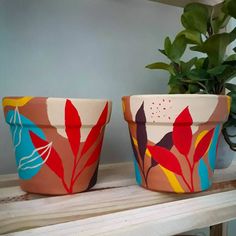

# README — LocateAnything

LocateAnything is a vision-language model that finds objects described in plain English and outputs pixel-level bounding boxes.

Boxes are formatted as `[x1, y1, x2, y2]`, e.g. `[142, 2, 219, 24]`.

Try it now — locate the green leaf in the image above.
[158, 49, 167, 57]
[194, 58, 207, 70]
[219, 65, 236, 83]
[228, 91, 236, 113]
[223, 60, 236, 66]
[181, 3, 209, 34]
[211, 3, 231, 34]
[168, 35, 187, 63]
[190, 29, 236, 66]
[225, 83, 236, 92]
[187, 68, 208, 81]
[145, 62, 170, 70]
[212, 13, 230, 34]
[180, 57, 197, 73]
[223, 0, 236, 19]
[164, 37, 172, 56]
[169, 85, 187, 94]
[207, 65, 228, 76]
[188, 84, 200, 93]
[168, 74, 183, 86]
[225, 55, 236, 61]
[177, 30, 202, 45]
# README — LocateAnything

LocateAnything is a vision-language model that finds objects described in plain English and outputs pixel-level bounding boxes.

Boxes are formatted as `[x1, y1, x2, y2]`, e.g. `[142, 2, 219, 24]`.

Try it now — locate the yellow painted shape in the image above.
[227, 96, 231, 113]
[132, 136, 184, 193]
[132, 137, 151, 157]
[160, 166, 185, 193]
[132, 137, 138, 146]
[146, 149, 151, 157]
[2, 97, 33, 108]
[122, 100, 125, 113]
[195, 130, 208, 148]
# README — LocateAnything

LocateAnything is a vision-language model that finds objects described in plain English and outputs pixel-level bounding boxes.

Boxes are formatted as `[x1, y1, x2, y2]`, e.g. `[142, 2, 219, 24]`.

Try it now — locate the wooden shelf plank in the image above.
[10, 190, 236, 236]
[0, 173, 18, 188]
[150, 0, 223, 7]
[0, 160, 236, 235]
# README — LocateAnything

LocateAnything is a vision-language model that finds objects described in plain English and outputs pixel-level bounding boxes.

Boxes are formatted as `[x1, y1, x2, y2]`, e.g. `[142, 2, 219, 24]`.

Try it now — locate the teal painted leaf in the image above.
[6, 110, 46, 180]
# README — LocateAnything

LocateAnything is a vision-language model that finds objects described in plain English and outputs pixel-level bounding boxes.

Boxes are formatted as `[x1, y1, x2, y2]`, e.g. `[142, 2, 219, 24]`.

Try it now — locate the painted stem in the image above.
[145, 166, 152, 188]
[61, 177, 70, 193]
[185, 155, 194, 192]
[69, 152, 79, 193]
[181, 173, 192, 192]
[72, 165, 87, 186]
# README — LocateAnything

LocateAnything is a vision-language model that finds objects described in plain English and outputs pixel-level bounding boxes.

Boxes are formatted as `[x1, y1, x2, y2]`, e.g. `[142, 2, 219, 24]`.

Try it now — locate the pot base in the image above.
[136, 181, 212, 194]
[19, 177, 98, 195]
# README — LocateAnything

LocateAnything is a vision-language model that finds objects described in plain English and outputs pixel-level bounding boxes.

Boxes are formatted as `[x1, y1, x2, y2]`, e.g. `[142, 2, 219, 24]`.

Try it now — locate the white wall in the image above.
[0, 0, 182, 174]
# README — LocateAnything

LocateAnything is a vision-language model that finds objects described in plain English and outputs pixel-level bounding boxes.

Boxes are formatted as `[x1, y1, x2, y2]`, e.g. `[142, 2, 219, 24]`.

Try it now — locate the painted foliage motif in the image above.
[3, 97, 109, 194]
[123, 96, 229, 193]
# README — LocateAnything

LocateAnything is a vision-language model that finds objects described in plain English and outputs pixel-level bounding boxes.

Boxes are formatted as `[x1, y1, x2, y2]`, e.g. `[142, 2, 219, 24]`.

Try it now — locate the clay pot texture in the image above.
[122, 94, 230, 193]
[3, 97, 112, 195]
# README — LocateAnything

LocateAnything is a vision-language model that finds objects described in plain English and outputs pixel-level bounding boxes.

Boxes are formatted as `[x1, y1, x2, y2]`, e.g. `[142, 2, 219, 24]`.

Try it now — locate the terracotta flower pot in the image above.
[122, 95, 230, 193]
[3, 97, 112, 195]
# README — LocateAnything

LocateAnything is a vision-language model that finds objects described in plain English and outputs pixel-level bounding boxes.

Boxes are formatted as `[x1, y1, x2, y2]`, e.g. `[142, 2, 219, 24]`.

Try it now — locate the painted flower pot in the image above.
[122, 95, 230, 193]
[3, 97, 112, 195]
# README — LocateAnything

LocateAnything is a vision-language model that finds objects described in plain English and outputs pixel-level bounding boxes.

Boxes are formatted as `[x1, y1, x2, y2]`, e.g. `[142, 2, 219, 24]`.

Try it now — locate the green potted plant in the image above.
[122, 0, 234, 193]
[146, 0, 236, 169]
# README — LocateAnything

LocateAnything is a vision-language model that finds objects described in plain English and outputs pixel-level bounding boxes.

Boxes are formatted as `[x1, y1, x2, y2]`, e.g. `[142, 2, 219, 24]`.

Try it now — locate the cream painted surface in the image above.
[47, 98, 110, 141]
[129, 95, 220, 143]
[130, 95, 218, 124]
[146, 124, 172, 143]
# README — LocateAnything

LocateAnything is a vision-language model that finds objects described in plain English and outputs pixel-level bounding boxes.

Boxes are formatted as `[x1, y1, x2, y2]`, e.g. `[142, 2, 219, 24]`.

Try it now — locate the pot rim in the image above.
[122, 94, 228, 99]
[2, 96, 112, 103]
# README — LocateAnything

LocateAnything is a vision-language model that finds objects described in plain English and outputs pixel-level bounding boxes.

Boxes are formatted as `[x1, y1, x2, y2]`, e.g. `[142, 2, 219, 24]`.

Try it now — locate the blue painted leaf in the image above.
[6, 110, 46, 180]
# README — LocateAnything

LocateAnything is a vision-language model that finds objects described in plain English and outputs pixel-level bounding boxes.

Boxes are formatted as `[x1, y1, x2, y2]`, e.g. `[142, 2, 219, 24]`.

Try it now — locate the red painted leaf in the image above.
[84, 139, 103, 168]
[81, 102, 108, 157]
[193, 128, 214, 163]
[65, 99, 81, 157]
[148, 145, 182, 175]
[173, 106, 193, 156]
[29, 131, 64, 179]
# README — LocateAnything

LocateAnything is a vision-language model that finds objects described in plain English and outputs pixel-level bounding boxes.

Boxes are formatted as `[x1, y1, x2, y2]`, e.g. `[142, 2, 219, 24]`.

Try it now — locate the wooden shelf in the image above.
[150, 0, 223, 7]
[0, 160, 236, 235]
